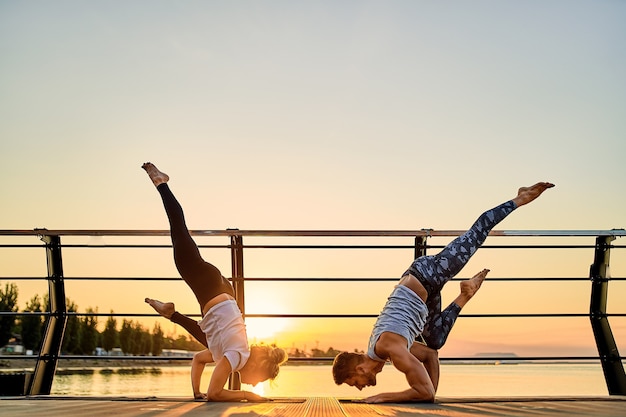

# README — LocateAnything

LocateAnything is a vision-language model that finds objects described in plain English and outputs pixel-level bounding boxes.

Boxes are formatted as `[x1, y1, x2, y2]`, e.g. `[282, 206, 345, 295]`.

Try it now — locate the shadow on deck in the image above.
[1, 396, 626, 416]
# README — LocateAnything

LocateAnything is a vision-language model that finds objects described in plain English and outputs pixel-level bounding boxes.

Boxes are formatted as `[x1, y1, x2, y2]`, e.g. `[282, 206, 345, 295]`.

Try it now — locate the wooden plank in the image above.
[0, 396, 625, 417]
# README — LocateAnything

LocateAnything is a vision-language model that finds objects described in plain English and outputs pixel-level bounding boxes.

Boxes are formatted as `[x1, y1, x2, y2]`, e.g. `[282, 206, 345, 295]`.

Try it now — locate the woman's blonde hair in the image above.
[249, 345, 288, 380]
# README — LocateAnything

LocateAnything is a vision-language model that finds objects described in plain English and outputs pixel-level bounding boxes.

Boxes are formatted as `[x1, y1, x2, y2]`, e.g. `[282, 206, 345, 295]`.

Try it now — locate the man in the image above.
[332, 182, 554, 403]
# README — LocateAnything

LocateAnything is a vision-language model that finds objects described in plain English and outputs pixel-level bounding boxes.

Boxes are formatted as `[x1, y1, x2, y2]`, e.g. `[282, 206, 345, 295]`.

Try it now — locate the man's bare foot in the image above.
[512, 182, 555, 207]
[455, 269, 490, 308]
[461, 269, 489, 297]
[142, 162, 169, 187]
[145, 298, 175, 319]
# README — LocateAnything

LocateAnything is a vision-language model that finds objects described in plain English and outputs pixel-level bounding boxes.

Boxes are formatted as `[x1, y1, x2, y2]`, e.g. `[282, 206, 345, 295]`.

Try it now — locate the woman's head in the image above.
[240, 345, 288, 385]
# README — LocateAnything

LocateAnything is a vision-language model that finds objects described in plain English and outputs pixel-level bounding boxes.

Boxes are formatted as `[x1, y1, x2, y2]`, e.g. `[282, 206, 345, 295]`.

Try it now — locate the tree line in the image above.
[0, 282, 205, 356]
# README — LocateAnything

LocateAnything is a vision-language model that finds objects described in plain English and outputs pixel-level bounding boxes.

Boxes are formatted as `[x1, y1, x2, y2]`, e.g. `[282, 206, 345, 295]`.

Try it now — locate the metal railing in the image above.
[1, 228, 625, 395]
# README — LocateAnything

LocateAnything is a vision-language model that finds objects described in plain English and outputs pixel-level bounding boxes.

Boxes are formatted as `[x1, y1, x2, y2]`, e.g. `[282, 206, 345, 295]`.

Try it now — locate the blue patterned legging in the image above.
[404, 200, 517, 349]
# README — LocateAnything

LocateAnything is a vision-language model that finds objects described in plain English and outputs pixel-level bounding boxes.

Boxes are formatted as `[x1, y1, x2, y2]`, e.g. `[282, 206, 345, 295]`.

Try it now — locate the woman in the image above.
[142, 162, 287, 402]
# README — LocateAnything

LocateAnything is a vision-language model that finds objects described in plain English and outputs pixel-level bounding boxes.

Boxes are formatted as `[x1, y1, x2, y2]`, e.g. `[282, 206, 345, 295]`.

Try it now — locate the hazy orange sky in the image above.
[1, 1, 624, 357]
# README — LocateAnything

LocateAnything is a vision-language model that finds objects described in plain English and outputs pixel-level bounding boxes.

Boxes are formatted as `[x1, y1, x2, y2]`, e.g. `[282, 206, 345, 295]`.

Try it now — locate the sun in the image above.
[245, 317, 289, 343]
[243, 298, 290, 343]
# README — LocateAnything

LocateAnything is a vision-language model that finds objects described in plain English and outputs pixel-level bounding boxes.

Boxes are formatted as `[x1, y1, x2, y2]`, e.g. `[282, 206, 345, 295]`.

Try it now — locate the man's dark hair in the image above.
[331, 352, 364, 384]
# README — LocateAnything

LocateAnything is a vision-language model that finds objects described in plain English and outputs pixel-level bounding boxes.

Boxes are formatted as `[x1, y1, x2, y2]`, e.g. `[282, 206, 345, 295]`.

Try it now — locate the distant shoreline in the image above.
[1, 357, 602, 373]
[0, 357, 334, 372]
[0, 358, 193, 372]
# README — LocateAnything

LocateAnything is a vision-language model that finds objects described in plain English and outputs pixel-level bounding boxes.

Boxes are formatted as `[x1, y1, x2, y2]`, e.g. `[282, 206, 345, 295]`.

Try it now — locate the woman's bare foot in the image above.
[145, 298, 175, 319]
[512, 182, 555, 207]
[142, 162, 169, 187]
[455, 269, 490, 308]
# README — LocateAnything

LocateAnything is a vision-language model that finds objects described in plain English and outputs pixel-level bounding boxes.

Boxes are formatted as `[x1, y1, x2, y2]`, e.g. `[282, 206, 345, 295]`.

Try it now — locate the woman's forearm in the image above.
[191, 358, 205, 396]
[191, 349, 212, 397]
[207, 388, 265, 402]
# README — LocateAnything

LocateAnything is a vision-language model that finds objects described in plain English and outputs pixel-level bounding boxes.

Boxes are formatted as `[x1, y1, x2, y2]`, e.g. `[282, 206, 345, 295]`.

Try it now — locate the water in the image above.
[50, 363, 609, 398]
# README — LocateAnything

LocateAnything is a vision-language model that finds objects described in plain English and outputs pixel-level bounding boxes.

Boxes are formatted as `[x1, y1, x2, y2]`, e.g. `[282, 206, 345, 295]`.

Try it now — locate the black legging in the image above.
[170, 311, 208, 348]
[157, 183, 235, 312]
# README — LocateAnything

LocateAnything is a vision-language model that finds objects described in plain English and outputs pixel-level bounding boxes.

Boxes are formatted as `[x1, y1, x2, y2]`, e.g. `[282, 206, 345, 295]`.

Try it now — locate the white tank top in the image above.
[197, 299, 250, 372]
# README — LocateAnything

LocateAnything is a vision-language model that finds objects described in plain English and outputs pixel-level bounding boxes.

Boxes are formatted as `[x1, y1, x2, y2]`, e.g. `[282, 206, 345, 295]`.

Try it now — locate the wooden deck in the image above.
[1, 396, 626, 416]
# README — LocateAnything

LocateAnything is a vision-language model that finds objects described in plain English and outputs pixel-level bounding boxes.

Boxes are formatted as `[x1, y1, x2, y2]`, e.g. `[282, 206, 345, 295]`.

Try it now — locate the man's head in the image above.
[332, 352, 378, 390]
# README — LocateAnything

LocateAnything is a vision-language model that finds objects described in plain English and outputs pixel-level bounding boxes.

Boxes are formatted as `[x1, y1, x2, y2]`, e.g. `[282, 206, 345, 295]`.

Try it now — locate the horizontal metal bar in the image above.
[0, 355, 609, 362]
[0, 355, 193, 361]
[236, 277, 613, 282]
[0, 276, 196, 281]
[3, 276, 624, 282]
[1, 229, 625, 237]
[0, 244, 46, 248]
[288, 356, 609, 362]
[3, 311, 625, 319]
[241, 313, 617, 319]
[4, 312, 621, 318]
[0, 312, 52, 316]
[4, 244, 620, 251]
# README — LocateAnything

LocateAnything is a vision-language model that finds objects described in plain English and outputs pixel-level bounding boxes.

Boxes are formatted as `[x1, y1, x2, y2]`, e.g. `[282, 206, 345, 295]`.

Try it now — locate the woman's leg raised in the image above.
[142, 163, 233, 309]
[145, 298, 208, 347]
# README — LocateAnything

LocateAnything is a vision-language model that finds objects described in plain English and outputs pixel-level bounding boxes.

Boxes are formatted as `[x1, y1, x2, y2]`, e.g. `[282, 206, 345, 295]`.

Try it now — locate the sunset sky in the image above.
[1, 1, 625, 358]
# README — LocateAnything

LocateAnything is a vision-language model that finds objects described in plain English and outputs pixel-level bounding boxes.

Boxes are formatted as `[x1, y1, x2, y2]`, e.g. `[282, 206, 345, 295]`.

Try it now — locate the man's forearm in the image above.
[420, 352, 440, 391]
[365, 388, 435, 403]
[409, 342, 440, 391]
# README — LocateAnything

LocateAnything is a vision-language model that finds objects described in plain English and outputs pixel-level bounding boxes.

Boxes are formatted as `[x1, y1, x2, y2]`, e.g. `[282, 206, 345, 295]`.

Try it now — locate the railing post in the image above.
[414, 235, 428, 258]
[28, 234, 67, 395]
[229, 230, 244, 391]
[230, 232, 245, 314]
[589, 235, 626, 395]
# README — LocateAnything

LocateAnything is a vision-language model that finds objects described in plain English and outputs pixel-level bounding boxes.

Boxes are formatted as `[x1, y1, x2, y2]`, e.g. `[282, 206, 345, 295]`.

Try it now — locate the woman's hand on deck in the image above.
[242, 391, 269, 402]
[194, 392, 207, 401]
